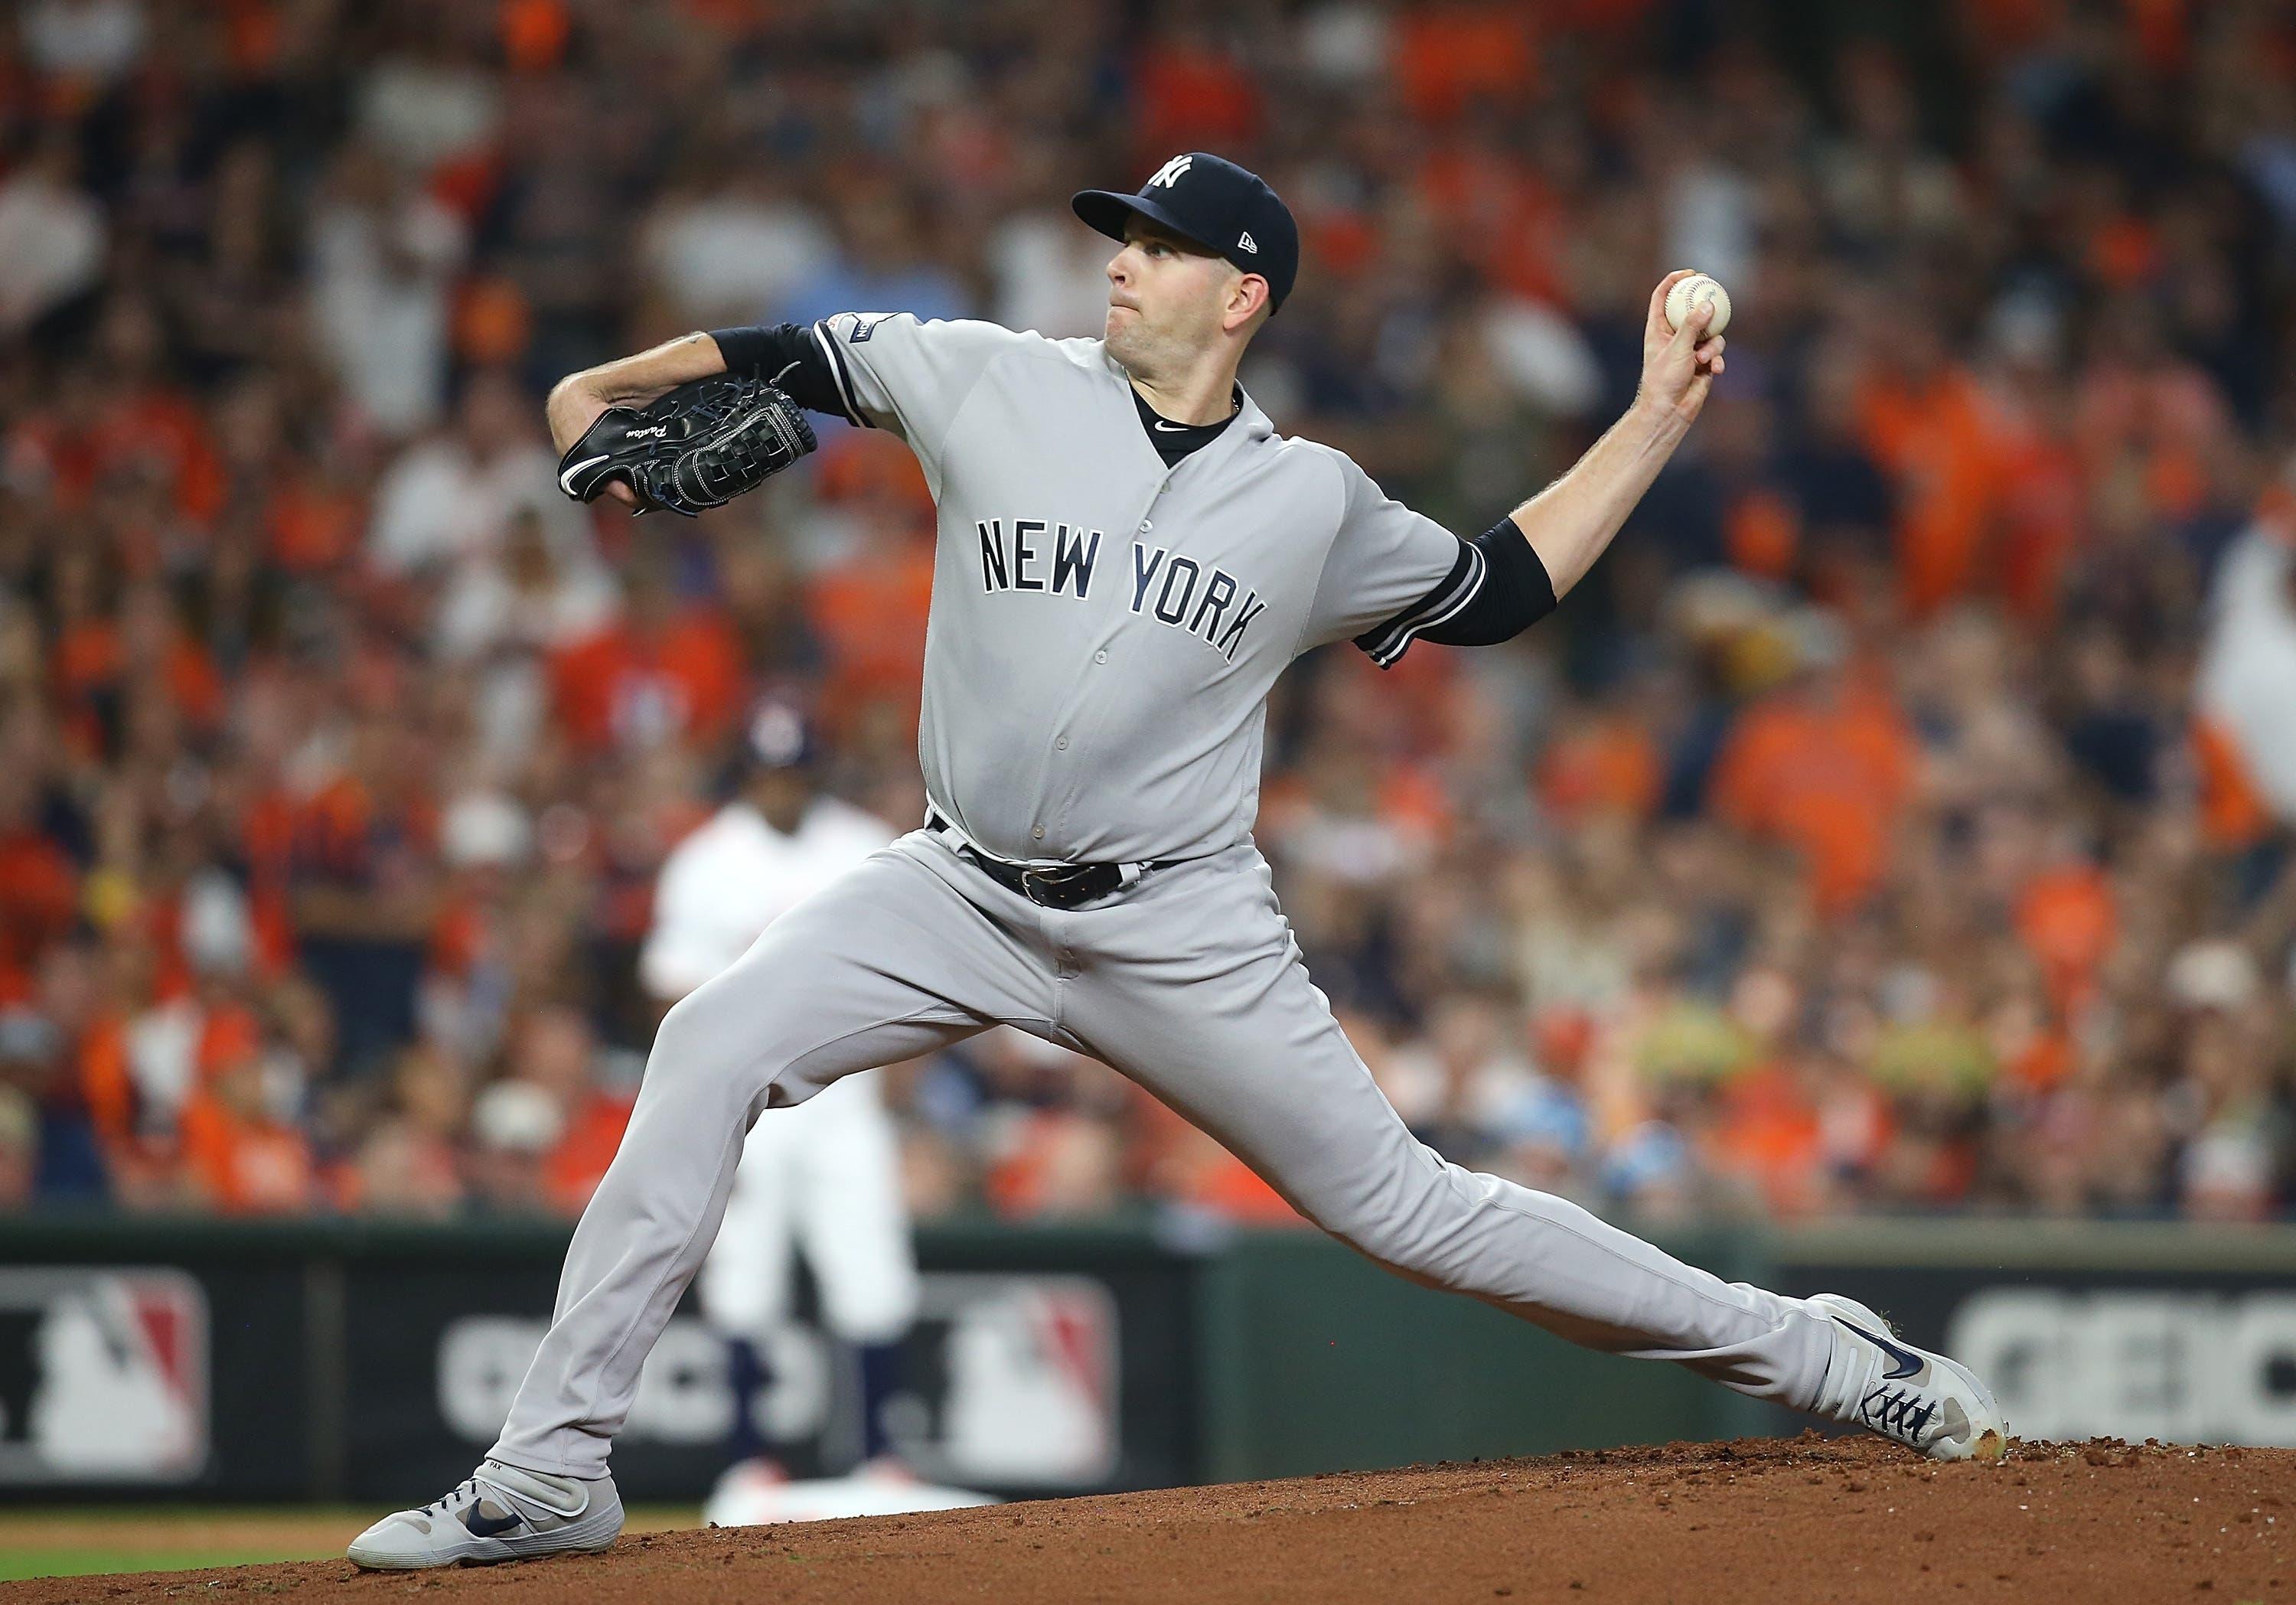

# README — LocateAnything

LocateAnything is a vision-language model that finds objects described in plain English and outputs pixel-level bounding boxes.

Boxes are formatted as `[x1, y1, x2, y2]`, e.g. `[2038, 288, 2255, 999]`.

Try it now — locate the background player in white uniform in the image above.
[351, 151, 2006, 1571]
[638, 699, 915, 1479]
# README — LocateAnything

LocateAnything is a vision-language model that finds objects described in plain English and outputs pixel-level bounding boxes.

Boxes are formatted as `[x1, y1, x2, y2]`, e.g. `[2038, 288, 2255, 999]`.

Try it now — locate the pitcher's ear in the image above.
[1227, 273, 1270, 334]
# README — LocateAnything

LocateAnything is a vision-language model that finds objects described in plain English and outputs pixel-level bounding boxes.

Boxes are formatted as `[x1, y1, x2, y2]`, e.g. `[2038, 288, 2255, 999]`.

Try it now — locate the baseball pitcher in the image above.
[351, 152, 2004, 1570]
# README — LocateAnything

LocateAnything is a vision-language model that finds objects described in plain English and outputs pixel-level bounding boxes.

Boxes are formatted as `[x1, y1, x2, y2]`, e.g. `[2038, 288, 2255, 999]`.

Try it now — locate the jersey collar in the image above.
[1232, 384, 1274, 441]
[1101, 343, 1275, 443]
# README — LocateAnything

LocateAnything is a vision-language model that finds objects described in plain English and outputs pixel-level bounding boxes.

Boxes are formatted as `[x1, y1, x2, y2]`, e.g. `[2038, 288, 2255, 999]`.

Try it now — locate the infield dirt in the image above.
[4, 1434, 2285, 1604]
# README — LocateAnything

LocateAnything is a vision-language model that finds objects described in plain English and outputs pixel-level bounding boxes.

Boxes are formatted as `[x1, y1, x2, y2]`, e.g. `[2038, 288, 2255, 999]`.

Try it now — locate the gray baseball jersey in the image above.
[480, 318, 1869, 1485]
[810, 311, 1479, 866]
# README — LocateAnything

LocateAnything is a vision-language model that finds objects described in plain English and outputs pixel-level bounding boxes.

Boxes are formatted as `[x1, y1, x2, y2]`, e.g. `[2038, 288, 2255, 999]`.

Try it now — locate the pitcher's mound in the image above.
[8, 1434, 2286, 1604]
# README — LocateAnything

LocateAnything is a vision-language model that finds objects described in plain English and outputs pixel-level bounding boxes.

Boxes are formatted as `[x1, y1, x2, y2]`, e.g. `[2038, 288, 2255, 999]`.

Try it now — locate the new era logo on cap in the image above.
[1237, 231, 1257, 253]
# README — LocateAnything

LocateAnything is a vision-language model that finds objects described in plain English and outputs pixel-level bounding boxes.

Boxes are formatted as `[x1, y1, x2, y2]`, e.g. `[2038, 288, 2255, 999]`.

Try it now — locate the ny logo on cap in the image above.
[1148, 154, 1192, 189]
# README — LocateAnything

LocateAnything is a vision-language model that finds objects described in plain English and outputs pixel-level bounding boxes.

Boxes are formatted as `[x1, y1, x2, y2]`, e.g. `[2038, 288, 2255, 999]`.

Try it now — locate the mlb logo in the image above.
[0, 1268, 209, 1482]
[882, 1274, 1118, 1486]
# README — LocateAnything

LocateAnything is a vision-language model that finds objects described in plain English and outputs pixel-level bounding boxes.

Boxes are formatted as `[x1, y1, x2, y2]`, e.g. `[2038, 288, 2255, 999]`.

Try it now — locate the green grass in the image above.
[0, 1548, 341, 1581]
[0, 1506, 702, 1584]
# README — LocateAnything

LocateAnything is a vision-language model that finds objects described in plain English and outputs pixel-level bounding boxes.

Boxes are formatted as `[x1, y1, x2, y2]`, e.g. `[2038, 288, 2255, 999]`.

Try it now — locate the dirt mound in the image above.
[8, 1435, 2285, 1604]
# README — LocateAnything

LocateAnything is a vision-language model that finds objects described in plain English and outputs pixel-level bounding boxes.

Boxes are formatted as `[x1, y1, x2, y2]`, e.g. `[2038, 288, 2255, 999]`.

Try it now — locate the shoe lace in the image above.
[1859, 1385, 1939, 1447]
[418, 1477, 475, 1519]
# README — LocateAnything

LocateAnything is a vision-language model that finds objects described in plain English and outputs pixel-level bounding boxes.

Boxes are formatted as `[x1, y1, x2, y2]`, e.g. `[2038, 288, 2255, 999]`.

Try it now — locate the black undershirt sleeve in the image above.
[709, 323, 855, 421]
[1420, 519, 1557, 644]
[1355, 519, 1557, 661]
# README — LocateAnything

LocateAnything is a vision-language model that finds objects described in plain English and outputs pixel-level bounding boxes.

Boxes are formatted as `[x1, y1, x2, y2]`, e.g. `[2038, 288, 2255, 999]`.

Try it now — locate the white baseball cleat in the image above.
[347, 1459, 625, 1570]
[1808, 1293, 2008, 1464]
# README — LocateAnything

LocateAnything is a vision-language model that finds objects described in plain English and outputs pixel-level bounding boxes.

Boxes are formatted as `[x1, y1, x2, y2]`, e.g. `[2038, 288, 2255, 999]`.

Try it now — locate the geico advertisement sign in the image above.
[1949, 1290, 2296, 1445]
[436, 1273, 1117, 1486]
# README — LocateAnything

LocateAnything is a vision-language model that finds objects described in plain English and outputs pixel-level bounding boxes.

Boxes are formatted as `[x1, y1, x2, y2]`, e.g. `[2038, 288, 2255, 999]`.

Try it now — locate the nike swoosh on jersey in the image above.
[559, 455, 609, 494]
[1153, 420, 1188, 432]
[1831, 1315, 1925, 1381]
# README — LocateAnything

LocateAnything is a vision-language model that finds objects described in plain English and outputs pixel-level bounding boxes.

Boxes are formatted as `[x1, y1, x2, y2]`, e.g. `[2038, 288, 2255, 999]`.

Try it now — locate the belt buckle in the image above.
[1019, 873, 1070, 909]
[1021, 864, 1101, 909]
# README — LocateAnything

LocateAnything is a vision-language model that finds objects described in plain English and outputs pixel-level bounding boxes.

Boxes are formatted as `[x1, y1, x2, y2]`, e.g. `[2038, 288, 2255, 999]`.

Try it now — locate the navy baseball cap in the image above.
[1072, 152, 1300, 313]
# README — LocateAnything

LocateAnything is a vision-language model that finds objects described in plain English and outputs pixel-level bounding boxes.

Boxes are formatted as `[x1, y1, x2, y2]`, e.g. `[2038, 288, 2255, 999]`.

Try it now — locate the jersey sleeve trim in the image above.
[810, 319, 869, 427]
[1353, 538, 1486, 667]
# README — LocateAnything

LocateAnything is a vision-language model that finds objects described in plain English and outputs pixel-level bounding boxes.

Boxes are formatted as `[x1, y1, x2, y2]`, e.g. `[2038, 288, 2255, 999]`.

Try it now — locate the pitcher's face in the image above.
[1104, 217, 1249, 374]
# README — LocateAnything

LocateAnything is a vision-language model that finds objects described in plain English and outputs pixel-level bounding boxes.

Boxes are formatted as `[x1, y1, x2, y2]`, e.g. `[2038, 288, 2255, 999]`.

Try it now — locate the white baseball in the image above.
[1665, 273, 1731, 337]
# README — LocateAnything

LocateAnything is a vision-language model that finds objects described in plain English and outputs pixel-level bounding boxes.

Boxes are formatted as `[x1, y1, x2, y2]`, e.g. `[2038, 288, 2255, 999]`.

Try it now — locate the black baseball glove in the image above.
[555, 375, 816, 518]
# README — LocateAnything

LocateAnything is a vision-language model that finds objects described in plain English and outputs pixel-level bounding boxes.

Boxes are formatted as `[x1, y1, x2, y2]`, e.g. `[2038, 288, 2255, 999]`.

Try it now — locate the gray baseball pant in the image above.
[489, 831, 1839, 1477]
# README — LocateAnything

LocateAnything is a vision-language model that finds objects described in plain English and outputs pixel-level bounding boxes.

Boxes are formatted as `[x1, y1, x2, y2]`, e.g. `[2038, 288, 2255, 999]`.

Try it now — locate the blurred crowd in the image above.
[1, 0, 2294, 1228]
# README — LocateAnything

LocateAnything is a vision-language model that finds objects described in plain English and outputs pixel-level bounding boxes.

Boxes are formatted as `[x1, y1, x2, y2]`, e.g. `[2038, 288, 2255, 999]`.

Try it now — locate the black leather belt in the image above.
[928, 812, 1167, 910]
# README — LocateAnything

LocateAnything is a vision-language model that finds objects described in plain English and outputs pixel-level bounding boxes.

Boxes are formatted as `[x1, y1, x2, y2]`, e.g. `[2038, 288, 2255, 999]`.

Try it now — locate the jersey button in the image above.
[1094, 650, 1108, 664]
[1032, 824, 1046, 840]
[1139, 520, 1153, 533]
[1055, 737, 1069, 750]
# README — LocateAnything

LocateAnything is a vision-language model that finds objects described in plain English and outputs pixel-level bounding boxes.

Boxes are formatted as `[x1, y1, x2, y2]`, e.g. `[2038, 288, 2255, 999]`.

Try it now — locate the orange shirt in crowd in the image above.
[1132, 1091, 1301, 1225]
[181, 1095, 315, 1213]
[550, 607, 744, 753]
[542, 1092, 634, 1215]
[1857, 366, 2005, 617]
[265, 474, 365, 573]
[1393, 6, 1541, 123]
[1724, 486, 1801, 582]
[1417, 138, 1567, 305]
[2073, 357, 2227, 523]
[1535, 712, 1662, 824]
[2014, 863, 2117, 1009]
[293, 774, 441, 887]
[238, 783, 302, 977]
[0, 827, 77, 975]
[805, 540, 935, 729]
[165, 638, 227, 728]
[1156, 1132, 1300, 1223]
[1711, 1063, 1825, 1216]
[76, 1010, 196, 1202]
[2003, 1026, 2073, 1094]
[54, 388, 227, 529]
[82, 1002, 310, 1210]
[501, 0, 572, 71]
[1991, 413, 2084, 625]
[50, 624, 226, 739]
[1709, 680, 1916, 914]
[52, 617, 117, 706]
[2192, 716, 2271, 851]
[74, 1012, 136, 1156]
[427, 896, 489, 980]
[1130, 36, 1264, 160]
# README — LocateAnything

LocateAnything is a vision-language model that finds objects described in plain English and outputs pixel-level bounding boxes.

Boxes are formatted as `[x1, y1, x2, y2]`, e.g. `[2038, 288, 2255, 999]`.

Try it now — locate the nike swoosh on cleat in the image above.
[559, 455, 609, 494]
[461, 1506, 525, 1539]
[1832, 1315, 1925, 1381]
